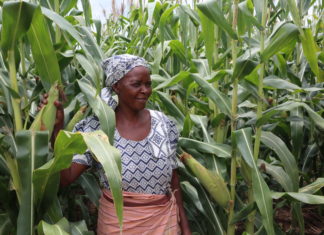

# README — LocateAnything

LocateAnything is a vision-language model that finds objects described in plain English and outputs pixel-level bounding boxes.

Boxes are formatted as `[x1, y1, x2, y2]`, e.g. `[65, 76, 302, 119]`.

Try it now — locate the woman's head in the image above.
[100, 54, 151, 110]
[102, 54, 149, 88]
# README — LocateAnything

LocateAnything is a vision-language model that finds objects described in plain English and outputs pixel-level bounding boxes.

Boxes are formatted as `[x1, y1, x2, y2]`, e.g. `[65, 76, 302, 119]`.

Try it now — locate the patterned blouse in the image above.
[72, 109, 179, 195]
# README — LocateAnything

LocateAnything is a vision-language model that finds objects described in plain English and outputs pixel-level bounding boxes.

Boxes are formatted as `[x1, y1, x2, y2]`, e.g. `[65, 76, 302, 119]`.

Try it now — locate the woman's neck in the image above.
[115, 106, 146, 124]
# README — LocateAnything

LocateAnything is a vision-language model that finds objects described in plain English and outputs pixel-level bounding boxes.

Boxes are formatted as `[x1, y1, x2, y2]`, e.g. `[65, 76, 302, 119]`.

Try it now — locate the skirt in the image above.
[97, 189, 180, 235]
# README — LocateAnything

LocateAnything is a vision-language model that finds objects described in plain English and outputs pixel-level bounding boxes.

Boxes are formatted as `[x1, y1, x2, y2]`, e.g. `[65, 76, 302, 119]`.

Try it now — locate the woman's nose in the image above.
[140, 85, 151, 94]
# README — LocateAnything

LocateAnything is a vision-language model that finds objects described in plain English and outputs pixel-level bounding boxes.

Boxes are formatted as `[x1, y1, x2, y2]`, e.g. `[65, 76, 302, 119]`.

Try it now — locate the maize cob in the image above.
[180, 152, 230, 208]
[30, 83, 59, 137]
[65, 105, 88, 131]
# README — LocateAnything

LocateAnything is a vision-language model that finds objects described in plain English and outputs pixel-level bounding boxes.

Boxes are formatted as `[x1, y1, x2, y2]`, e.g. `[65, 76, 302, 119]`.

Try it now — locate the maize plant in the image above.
[0, 0, 324, 234]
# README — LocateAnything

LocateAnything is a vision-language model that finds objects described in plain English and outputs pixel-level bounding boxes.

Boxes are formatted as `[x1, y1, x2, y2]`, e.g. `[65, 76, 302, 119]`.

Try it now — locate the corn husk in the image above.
[180, 152, 230, 208]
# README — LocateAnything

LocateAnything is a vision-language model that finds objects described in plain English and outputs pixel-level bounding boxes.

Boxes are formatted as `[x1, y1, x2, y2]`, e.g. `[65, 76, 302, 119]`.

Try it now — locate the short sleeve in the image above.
[165, 117, 179, 169]
[71, 115, 100, 167]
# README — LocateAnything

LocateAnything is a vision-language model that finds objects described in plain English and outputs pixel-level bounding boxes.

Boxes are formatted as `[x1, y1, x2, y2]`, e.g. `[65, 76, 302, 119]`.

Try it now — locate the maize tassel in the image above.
[180, 152, 230, 208]
[30, 83, 59, 137]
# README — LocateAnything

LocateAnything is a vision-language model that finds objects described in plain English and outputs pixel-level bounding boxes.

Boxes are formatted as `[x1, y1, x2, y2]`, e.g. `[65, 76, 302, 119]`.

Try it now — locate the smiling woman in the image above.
[60, 54, 191, 235]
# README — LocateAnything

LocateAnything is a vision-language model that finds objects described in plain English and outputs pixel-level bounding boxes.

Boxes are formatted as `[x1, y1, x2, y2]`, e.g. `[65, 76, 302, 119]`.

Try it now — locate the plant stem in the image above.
[227, 1, 239, 234]
[54, 0, 61, 43]
[8, 49, 23, 131]
[246, 1, 268, 234]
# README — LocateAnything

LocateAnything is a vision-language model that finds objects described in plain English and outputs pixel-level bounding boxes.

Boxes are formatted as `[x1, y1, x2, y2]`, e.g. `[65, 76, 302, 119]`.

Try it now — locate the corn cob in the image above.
[180, 152, 230, 208]
[65, 105, 88, 131]
[30, 83, 59, 137]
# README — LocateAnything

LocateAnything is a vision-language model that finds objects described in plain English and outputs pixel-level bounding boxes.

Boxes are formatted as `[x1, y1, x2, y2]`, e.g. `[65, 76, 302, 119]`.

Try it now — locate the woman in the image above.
[60, 54, 191, 235]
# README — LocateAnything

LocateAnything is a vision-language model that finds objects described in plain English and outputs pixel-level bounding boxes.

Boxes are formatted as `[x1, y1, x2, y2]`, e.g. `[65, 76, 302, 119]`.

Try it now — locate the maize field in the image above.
[0, 0, 323, 234]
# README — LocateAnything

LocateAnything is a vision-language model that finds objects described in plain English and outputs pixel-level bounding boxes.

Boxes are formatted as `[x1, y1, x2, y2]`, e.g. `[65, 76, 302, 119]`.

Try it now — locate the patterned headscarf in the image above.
[100, 54, 150, 109]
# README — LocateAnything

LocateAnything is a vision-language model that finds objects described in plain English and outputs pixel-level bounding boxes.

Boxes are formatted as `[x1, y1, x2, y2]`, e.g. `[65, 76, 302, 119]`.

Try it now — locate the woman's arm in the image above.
[60, 162, 89, 187]
[171, 169, 192, 235]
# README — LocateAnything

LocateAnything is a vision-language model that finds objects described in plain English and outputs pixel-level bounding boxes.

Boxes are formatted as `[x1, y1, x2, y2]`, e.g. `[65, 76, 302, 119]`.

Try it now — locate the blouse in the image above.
[72, 109, 179, 195]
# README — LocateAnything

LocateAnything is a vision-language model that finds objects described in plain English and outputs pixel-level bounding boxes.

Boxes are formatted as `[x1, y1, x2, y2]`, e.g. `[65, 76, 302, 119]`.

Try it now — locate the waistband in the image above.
[102, 190, 171, 207]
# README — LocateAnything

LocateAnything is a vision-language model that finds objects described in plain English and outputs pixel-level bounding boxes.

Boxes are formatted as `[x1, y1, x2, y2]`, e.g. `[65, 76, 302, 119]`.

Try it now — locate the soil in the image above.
[275, 205, 324, 235]
[234, 205, 324, 235]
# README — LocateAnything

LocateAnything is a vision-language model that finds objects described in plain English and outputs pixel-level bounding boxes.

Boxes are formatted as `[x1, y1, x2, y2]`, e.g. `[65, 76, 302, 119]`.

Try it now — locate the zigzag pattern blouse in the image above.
[72, 110, 179, 195]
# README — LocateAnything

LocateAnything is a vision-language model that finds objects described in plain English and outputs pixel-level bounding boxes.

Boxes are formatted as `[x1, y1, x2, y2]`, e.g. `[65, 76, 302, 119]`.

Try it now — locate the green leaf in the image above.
[1, 1, 36, 52]
[261, 132, 299, 191]
[38, 217, 70, 235]
[286, 0, 303, 29]
[154, 71, 190, 90]
[77, 26, 103, 62]
[272, 192, 324, 204]
[261, 101, 324, 130]
[197, 0, 237, 40]
[81, 0, 92, 26]
[191, 73, 231, 116]
[235, 128, 275, 235]
[258, 160, 293, 192]
[0, 214, 13, 235]
[290, 107, 304, 159]
[299, 178, 324, 194]
[33, 131, 86, 217]
[77, 173, 101, 207]
[78, 79, 116, 144]
[262, 23, 299, 61]
[230, 202, 256, 224]
[300, 28, 320, 79]
[80, 130, 123, 228]
[169, 40, 188, 65]
[70, 220, 94, 235]
[179, 137, 231, 158]
[27, 7, 62, 91]
[159, 5, 178, 42]
[16, 131, 49, 235]
[75, 53, 102, 90]
[232, 57, 258, 80]
[238, 0, 263, 31]
[41, 7, 99, 60]
[155, 91, 185, 124]
[263, 76, 301, 90]
[198, 10, 214, 70]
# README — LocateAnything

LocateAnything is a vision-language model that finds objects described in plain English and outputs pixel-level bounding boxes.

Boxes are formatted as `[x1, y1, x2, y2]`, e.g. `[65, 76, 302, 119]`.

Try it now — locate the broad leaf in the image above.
[179, 138, 231, 158]
[261, 132, 299, 191]
[262, 23, 299, 61]
[191, 73, 231, 116]
[27, 7, 62, 91]
[1, 1, 36, 53]
[197, 0, 237, 39]
[78, 79, 116, 144]
[235, 128, 275, 235]
[272, 192, 324, 204]
[299, 178, 324, 194]
[16, 131, 49, 235]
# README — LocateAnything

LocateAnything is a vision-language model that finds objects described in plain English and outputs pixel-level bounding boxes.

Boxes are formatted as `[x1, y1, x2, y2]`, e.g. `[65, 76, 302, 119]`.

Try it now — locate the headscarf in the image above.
[100, 54, 150, 109]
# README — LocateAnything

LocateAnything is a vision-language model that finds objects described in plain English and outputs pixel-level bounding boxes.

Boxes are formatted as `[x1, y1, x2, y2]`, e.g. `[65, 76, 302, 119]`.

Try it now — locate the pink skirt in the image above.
[97, 190, 180, 235]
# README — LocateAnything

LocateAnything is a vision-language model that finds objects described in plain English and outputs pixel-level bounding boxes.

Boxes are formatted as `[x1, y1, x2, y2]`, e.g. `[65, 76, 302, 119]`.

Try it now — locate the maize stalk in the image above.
[180, 152, 230, 209]
[65, 105, 88, 131]
[30, 83, 59, 137]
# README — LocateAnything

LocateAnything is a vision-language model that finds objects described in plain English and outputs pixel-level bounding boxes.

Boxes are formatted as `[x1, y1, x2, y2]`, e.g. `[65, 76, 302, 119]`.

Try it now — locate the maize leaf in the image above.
[65, 106, 88, 131]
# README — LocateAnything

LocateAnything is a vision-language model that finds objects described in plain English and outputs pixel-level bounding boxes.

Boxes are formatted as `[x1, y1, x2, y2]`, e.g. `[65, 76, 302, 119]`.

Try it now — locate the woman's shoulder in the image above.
[148, 109, 177, 131]
[73, 115, 100, 132]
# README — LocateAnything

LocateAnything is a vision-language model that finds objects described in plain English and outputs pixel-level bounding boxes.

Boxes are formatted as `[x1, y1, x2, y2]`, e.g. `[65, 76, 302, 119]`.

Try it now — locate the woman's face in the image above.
[113, 66, 152, 111]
